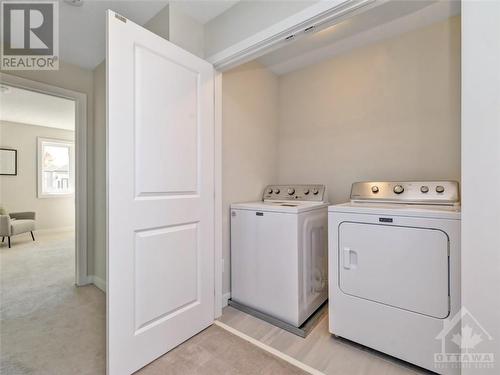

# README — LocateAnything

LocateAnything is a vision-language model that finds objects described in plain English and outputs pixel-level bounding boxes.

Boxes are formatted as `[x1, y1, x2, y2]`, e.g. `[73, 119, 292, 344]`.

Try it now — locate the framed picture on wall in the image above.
[0, 148, 17, 176]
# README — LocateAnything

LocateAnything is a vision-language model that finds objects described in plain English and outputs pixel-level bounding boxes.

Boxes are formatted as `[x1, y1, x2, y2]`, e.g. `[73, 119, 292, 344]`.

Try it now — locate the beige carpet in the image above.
[137, 325, 308, 375]
[0, 230, 106, 375]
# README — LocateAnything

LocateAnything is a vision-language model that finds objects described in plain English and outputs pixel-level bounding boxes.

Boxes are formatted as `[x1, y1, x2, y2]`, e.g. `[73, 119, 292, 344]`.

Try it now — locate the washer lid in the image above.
[231, 201, 329, 214]
[329, 202, 461, 220]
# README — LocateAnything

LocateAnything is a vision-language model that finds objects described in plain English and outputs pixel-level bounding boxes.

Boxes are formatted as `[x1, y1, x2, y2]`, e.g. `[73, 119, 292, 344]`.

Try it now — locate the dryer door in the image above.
[338, 222, 449, 319]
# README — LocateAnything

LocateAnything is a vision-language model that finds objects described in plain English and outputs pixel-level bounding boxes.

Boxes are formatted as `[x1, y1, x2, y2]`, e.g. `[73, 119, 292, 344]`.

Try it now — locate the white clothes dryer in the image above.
[329, 181, 461, 375]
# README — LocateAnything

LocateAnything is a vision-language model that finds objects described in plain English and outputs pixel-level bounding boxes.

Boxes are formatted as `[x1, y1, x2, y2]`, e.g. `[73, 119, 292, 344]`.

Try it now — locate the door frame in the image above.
[214, 71, 223, 317]
[206, 0, 379, 71]
[0, 72, 89, 286]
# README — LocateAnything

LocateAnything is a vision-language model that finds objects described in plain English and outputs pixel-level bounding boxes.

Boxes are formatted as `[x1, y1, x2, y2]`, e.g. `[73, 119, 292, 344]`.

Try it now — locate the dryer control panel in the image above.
[263, 184, 327, 202]
[350, 181, 460, 205]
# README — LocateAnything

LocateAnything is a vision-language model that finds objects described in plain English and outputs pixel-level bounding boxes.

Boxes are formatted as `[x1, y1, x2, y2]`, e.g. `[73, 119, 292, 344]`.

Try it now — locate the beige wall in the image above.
[146, 3, 204, 57]
[0, 121, 75, 230]
[145, 4, 170, 40]
[222, 61, 280, 294]
[169, 3, 204, 58]
[277, 16, 461, 204]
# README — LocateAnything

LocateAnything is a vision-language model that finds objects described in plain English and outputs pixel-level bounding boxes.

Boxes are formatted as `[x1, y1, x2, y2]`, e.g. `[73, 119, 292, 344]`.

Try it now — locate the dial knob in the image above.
[436, 185, 445, 193]
[267, 188, 273, 194]
[393, 185, 404, 194]
[371, 186, 379, 193]
[287, 188, 295, 195]
[420, 186, 429, 193]
[304, 189, 310, 195]
[275, 188, 280, 194]
[312, 188, 319, 195]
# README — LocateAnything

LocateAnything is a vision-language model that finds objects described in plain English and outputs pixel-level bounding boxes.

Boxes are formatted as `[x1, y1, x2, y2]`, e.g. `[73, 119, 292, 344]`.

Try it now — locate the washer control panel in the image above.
[263, 184, 326, 202]
[350, 181, 459, 205]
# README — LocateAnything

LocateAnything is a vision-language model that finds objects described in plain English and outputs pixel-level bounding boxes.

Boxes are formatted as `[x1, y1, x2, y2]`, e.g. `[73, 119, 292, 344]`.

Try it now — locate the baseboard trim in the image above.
[76, 275, 92, 286]
[90, 275, 106, 293]
[222, 292, 231, 308]
[35, 226, 74, 234]
[214, 321, 324, 375]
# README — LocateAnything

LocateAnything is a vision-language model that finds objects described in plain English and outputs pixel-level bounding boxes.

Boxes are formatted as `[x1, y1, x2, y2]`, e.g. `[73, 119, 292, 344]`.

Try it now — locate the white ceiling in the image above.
[0, 85, 75, 130]
[258, 0, 461, 75]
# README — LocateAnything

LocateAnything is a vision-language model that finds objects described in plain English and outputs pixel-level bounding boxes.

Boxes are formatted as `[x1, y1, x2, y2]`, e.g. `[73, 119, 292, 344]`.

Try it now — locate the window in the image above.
[37, 138, 75, 198]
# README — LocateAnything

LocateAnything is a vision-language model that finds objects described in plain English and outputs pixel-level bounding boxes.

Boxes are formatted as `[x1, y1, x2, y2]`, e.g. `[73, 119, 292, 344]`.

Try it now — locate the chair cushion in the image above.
[11, 220, 35, 235]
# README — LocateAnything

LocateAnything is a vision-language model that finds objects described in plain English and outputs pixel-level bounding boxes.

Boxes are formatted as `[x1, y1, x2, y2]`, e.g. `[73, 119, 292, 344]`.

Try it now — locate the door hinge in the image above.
[115, 13, 127, 23]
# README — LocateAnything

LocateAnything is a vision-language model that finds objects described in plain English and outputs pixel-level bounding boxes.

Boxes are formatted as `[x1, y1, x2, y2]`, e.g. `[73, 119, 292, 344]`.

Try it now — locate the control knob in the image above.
[436, 185, 445, 193]
[371, 186, 379, 193]
[304, 189, 310, 195]
[393, 185, 404, 194]
[312, 188, 319, 195]
[287, 188, 295, 195]
[266, 188, 273, 194]
[420, 186, 429, 193]
[275, 188, 280, 194]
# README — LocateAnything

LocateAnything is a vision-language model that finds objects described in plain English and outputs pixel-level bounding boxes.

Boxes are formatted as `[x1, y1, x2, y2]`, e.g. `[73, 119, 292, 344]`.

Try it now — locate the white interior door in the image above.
[107, 10, 214, 375]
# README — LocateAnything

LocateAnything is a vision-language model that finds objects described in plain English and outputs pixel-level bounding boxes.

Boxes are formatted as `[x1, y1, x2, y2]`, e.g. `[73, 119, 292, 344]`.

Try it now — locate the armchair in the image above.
[0, 212, 36, 248]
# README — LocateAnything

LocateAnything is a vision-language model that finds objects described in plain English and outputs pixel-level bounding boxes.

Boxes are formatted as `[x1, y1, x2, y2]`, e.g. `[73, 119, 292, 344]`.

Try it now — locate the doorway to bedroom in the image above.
[0, 77, 103, 374]
[0, 82, 78, 276]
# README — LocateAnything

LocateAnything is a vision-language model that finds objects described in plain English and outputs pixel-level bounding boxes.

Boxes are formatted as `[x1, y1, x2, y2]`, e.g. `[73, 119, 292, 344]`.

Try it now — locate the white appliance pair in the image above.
[230, 180, 461, 375]
[230, 185, 329, 328]
[329, 181, 461, 375]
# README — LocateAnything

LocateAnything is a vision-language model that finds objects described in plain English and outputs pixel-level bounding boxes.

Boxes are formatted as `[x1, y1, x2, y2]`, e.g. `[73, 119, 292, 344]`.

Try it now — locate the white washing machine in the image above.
[329, 181, 460, 375]
[231, 184, 328, 327]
